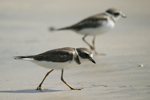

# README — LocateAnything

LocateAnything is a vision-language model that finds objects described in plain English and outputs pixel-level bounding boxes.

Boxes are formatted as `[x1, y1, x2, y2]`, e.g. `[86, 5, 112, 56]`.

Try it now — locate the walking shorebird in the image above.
[50, 8, 126, 54]
[14, 47, 96, 90]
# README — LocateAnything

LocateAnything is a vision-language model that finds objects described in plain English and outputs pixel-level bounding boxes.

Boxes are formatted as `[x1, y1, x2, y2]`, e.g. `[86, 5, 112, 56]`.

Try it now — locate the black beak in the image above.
[89, 57, 96, 64]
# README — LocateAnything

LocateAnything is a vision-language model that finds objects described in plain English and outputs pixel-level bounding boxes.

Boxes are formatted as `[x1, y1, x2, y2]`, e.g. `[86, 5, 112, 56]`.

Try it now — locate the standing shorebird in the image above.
[50, 8, 126, 54]
[14, 47, 96, 90]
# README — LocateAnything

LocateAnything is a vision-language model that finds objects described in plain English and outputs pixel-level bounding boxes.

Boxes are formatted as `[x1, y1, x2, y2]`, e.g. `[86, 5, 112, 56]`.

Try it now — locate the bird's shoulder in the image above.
[33, 47, 75, 62]
[78, 13, 109, 24]
[69, 13, 109, 30]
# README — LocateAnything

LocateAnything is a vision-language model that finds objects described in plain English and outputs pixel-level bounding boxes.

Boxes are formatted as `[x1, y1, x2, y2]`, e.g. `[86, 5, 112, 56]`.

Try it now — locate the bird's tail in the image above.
[49, 26, 71, 32]
[14, 56, 34, 60]
[49, 27, 56, 31]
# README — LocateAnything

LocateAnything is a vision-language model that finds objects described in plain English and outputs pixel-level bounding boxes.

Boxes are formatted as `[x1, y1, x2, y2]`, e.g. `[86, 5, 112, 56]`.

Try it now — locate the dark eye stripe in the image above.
[106, 10, 113, 14]
[114, 13, 119, 16]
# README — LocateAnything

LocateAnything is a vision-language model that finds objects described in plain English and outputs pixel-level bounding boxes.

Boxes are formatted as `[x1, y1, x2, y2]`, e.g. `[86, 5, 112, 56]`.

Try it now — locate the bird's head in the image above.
[106, 8, 126, 21]
[76, 48, 96, 64]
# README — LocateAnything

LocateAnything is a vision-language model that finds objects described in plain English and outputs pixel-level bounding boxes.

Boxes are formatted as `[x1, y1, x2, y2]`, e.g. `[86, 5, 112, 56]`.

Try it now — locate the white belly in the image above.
[77, 20, 115, 36]
[31, 60, 78, 70]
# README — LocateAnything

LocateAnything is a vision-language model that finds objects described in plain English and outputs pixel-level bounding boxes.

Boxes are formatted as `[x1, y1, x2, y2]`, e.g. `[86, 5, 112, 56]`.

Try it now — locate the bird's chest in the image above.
[98, 19, 115, 33]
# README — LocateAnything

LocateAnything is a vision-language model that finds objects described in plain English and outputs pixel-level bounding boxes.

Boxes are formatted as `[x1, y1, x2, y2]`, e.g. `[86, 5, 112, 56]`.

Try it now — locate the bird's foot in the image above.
[94, 52, 99, 55]
[71, 88, 83, 90]
[98, 53, 106, 56]
[36, 86, 42, 90]
[92, 51, 106, 56]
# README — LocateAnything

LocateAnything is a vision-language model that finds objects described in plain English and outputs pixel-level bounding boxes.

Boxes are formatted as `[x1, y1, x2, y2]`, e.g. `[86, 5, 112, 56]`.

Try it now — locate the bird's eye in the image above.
[106, 10, 112, 14]
[114, 13, 119, 16]
[79, 53, 89, 59]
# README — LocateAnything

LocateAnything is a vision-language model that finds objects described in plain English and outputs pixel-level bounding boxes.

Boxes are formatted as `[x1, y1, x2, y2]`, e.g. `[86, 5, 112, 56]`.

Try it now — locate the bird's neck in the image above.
[74, 48, 81, 64]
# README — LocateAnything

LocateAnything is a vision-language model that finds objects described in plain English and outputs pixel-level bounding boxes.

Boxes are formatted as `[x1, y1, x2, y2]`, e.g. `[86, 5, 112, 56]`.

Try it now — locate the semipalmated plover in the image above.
[50, 8, 126, 54]
[14, 47, 96, 90]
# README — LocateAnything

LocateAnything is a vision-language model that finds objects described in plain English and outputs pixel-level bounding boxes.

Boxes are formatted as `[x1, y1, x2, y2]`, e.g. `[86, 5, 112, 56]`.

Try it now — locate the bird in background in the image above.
[50, 8, 126, 55]
[14, 47, 96, 90]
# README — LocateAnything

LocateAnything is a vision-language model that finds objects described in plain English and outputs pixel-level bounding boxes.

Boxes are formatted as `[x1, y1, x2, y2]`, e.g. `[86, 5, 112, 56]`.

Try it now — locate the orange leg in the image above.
[61, 69, 82, 90]
[36, 69, 54, 90]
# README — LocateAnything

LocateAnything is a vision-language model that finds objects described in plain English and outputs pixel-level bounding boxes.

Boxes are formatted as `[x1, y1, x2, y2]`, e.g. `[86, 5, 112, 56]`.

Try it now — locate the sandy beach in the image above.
[0, 0, 150, 100]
